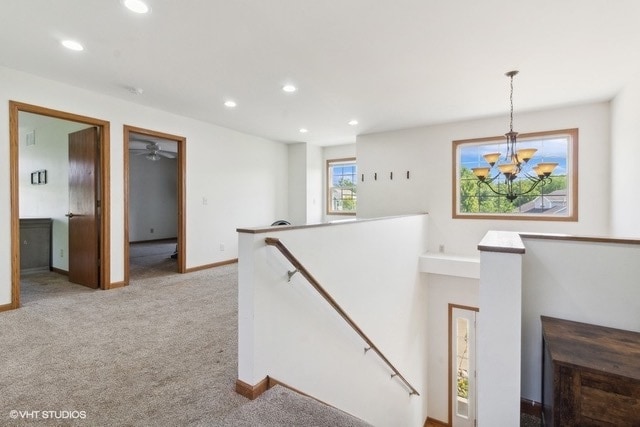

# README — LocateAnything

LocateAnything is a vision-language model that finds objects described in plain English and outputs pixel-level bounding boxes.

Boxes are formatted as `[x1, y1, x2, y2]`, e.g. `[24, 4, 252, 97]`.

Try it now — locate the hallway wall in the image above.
[0, 66, 288, 304]
[128, 153, 177, 242]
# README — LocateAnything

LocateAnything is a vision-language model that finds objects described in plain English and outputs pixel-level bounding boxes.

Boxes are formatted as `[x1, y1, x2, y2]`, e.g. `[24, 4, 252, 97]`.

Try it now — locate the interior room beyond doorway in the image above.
[10, 101, 111, 310]
[124, 125, 186, 284]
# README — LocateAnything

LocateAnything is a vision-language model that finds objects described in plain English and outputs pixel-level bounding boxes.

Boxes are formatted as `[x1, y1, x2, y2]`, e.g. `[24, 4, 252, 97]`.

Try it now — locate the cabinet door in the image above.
[20, 219, 51, 271]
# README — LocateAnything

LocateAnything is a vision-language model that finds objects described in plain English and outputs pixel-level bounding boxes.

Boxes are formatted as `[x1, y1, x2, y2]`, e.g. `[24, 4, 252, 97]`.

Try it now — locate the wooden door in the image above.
[68, 127, 100, 288]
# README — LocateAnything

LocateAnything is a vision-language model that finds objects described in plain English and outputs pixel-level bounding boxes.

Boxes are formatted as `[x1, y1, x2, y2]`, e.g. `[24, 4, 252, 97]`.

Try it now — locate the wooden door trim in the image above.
[448, 304, 479, 427]
[123, 125, 186, 285]
[9, 101, 111, 309]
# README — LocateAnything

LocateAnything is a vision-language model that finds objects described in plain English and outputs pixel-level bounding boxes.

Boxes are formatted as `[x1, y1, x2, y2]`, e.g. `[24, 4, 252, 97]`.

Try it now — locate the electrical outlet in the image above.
[202, 197, 208, 205]
[150, 228, 154, 234]
[439, 244, 445, 253]
[60, 249, 64, 258]
[219, 244, 225, 251]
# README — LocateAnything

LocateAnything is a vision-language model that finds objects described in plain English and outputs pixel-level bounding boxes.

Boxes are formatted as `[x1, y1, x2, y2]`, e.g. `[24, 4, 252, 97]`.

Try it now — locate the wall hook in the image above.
[287, 269, 299, 282]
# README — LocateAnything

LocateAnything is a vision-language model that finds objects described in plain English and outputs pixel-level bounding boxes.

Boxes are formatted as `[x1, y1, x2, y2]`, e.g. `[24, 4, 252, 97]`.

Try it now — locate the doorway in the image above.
[123, 125, 185, 284]
[449, 304, 478, 427]
[9, 101, 111, 309]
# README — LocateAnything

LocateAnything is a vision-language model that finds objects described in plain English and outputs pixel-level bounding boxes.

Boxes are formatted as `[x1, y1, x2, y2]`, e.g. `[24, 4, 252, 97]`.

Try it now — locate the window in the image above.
[327, 158, 357, 215]
[453, 129, 578, 220]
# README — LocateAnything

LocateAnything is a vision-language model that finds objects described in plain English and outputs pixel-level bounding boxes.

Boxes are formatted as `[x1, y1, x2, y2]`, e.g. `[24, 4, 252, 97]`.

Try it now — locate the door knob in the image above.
[65, 212, 75, 218]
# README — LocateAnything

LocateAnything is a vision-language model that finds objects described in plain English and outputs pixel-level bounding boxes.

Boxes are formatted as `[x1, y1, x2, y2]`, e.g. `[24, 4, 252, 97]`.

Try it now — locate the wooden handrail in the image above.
[265, 237, 420, 396]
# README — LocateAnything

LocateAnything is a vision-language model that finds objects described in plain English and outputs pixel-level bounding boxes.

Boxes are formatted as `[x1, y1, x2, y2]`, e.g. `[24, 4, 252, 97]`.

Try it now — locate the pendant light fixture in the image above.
[471, 71, 558, 202]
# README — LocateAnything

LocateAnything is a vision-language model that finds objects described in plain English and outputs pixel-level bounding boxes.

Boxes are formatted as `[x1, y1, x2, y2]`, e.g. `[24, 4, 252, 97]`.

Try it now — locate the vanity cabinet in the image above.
[541, 315, 640, 426]
[19, 218, 52, 273]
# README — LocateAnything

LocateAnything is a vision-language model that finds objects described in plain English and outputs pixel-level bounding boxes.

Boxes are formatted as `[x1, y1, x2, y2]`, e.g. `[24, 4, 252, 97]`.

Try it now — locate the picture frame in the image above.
[31, 169, 47, 185]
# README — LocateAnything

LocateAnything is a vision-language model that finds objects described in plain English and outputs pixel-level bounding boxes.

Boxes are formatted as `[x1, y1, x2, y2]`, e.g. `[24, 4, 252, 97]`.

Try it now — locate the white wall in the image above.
[306, 144, 323, 224]
[18, 116, 89, 271]
[322, 143, 357, 222]
[520, 236, 640, 403]
[0, 66, 288, 304]
[288, 143, 307, 225]
[356, 102, 612, 256]
[611, 73, 640, 237]
[128, 154, 178, 241]
[287, 143, 323, 225]
[238, 215, 429, 426]
[288, 142, 354, 226]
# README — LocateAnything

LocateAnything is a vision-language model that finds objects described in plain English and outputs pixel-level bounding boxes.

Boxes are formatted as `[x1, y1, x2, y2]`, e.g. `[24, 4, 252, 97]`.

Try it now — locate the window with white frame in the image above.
[453, 129, 578, 220]
[327, 158, 357, 215]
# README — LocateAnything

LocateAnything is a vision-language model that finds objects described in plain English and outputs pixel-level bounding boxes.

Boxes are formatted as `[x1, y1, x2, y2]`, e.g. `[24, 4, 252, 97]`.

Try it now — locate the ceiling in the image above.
[3, 1, 640, 146]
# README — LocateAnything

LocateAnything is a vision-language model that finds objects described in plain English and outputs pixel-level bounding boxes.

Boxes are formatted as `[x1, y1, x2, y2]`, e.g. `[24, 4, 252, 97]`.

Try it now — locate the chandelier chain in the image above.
[509, 73, 514, 133]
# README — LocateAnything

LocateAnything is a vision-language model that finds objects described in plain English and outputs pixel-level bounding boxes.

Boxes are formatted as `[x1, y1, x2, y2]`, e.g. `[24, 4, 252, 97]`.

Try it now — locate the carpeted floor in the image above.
[129, 239, 179, 280]
[4, 261, 370, 426]
[6, 244, 541, 426]
[521, 413, 542, 426]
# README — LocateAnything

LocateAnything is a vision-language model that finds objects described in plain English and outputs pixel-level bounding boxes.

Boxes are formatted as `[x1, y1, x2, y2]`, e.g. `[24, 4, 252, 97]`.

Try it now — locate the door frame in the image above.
[123, 125, 186, 283]
[9, 101, 111, 309]
[449, 303, 479, 427]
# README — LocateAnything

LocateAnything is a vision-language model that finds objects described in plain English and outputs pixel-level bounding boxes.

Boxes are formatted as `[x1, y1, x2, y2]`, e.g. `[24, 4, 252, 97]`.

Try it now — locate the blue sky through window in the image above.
[331, 164, 357, 185]
[459, 136, 569, 176]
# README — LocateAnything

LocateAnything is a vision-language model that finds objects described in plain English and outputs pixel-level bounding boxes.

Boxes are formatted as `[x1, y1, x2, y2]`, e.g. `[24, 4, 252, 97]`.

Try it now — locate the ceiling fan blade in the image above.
[157, 151, 177, 158]
[130, 138, 157, 145]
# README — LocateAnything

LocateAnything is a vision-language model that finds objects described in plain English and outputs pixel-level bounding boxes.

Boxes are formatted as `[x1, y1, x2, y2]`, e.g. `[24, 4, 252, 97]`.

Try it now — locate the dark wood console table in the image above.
[541, 315, 640, 426]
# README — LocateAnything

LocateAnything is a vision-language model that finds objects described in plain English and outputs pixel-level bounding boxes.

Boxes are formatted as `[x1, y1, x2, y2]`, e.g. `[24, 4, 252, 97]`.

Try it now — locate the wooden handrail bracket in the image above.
[265, 237, 420, 396]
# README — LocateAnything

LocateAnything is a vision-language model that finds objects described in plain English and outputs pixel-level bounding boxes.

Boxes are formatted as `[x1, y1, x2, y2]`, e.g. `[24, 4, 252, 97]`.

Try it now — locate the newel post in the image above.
[476, 231, 525, 427]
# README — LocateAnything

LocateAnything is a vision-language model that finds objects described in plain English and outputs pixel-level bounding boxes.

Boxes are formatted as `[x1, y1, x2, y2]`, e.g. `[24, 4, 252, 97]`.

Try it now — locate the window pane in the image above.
[327, 158, 357, 214]
[456, 317, 470, 418]
[453, 129, 577, 220]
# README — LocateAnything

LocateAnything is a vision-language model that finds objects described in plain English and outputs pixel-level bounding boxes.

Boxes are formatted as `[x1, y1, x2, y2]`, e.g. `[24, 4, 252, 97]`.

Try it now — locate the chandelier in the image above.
[471, 71, 558, 202]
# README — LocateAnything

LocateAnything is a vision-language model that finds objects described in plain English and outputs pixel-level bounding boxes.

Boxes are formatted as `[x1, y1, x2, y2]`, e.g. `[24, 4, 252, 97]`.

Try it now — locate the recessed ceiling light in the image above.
[282, 84, 297, 93]
[61, 40, 84, 51]
[299, 128, 308, 133]
[123, 0, 150, 14]
[224, 100, 237, 108]
[348, 120, 359, 126]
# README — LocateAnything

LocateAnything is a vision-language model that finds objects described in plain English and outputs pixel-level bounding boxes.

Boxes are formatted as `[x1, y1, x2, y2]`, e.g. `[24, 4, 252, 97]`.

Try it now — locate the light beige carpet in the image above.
[129, 239, 179, 280]
[2, 265, 370, 426]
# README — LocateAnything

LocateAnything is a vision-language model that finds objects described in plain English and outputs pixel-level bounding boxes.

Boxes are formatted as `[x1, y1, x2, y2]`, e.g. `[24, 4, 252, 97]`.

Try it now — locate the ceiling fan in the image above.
[129, 139, 177, 161]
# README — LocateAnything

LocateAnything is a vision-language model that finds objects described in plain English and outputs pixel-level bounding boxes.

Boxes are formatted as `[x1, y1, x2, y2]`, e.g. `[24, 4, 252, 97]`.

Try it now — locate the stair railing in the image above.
[265, 237, 420, 396]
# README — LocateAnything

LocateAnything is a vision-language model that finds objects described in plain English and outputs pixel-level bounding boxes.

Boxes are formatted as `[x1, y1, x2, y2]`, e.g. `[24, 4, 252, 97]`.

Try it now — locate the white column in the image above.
[237, 232, 256, 383]
[477, 231, 524, 427]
